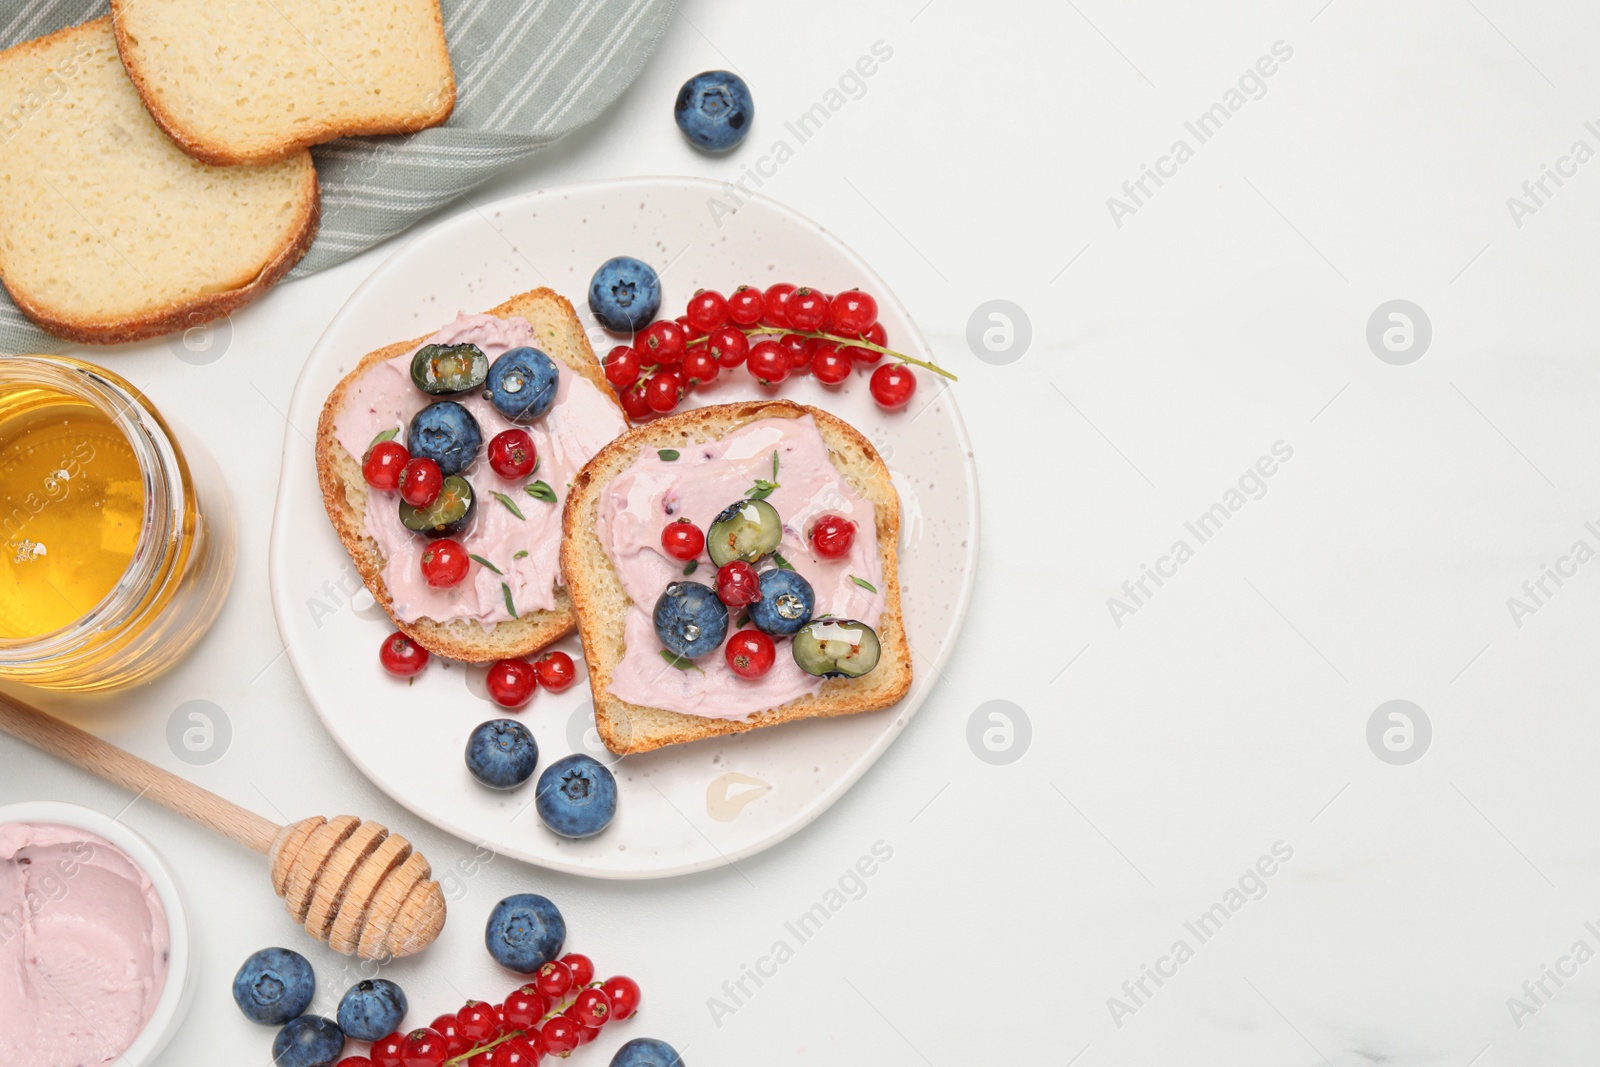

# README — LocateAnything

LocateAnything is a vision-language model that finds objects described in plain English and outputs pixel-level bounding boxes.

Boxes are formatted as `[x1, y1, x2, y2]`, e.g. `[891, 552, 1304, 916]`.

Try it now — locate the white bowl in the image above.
[0, 801, 194, 1066]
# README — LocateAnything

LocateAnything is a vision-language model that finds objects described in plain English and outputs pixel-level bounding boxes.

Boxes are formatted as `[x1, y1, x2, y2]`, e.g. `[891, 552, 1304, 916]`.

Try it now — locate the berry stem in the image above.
[443, 983, 606, 1065]
[688, 327, 958, 381]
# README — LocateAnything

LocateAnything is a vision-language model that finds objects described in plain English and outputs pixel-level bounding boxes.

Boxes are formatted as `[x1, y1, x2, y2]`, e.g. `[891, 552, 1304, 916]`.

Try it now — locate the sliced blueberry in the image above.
[674, 70, 753, 152]
[589, 256, 661, 332]
[653, 581, 729, 659]
[465, 718, 539, 789]
[535, 754, 618, 839]
[706, 499, 782, 566]
[485, 347, 560, 423]
[793, 618, 881, 678]
[749, 569, 815, 636]
[398, 474, 475, 538]
[336, 978, 407, 1042]
[485, 893, 566, 973]
[410, 343, 488, 395]
[271, 1015, 344, 1067]
[407, 400, 481, 476]
[233, 946, 314, 1025]
[612, 1037, 688, 1067]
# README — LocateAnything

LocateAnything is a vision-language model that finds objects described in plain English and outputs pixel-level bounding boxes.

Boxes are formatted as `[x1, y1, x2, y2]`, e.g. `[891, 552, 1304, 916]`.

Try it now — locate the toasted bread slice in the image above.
[0, 18, 318, 345]
[562, 401, 912, 755]
[315, 288, 618, 662]
[110, 0, 454, 165]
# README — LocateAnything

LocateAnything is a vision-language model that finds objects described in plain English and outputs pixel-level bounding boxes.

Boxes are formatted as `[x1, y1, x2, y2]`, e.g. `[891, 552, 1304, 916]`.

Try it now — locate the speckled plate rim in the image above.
[269, 175, 979, 878]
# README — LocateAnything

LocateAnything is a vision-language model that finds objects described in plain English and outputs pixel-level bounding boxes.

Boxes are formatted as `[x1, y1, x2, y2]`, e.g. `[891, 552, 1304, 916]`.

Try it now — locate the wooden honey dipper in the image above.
[0, 689, 445, 960]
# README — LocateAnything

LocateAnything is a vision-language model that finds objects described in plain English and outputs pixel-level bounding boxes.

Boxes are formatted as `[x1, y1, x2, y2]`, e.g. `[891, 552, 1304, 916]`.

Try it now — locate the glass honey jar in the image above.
[0, 355, 234, 690]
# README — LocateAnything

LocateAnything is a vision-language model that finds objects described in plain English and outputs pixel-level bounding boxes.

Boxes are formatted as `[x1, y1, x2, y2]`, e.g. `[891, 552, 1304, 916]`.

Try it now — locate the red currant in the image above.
[337, 1058, 376, 1067]
[604, 345, 642, 390]
[534, 650, 577, 692]
[640, 320, 687, 365]
[379, 631, 429, 677]
[420, 538, 470, 587]
[486, 658, 538, 709]
[568, 1014, 599, 1046]
[644, 371, 683, 413]
[569, 987, 611, 1029]
[371, 1036, 406, 1067]
[537, 1016, 581, 1057]
[747, 341, 790, 385]
[786, 286, 828, 331]
[681, 348, 721, 387]
[488, 429, 537, 480]
[661, 518, 705, 561]
[685, 290, 728, 332]
[468, 1053, 496, 1067]
[559, 953, 595, 987]
[845, 321, 888, 364]
[728, 285, 765, 326]
[504, 984, 549, 1029]
[827, 290, 878, 337]
[456, 1003, 499, 1044]
[706, 326, 750, 368]
[870, 363, 917, 410]
[535, 960, 573, 998]
[400, 1028, 448, 1067]
[810, 514, 857, 559]
[490, 1037, 540, 1067]
[726, 629, 776, 679]
[715, 561, 762, 606]
[600, 976, 641, 1020]
[363, 440, 410, 490]
[776, 333, 812, 373]
[619, 381, 652, 420]
[812, 343, 851, 385]
[430, 1015, 471, 1058]
[400, 457, 444, 507]
[762, 282, 796, 328]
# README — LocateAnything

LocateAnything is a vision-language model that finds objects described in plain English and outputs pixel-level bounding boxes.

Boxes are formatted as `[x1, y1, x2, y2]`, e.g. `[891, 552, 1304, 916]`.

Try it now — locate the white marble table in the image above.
[5, 1, 1598, 1063]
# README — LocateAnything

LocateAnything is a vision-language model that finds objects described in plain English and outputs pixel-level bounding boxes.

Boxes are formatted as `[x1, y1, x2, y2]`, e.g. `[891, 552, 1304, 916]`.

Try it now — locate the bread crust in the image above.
[315, 288, 620, 663]
[561, 400, 913, 754]
[109, 0, 455, 166]
[0, 18, 321, 345]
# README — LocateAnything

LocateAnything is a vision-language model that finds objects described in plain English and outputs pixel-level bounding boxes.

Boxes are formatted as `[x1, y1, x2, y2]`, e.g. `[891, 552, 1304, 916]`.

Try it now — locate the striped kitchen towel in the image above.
[0, 0, 679, 353]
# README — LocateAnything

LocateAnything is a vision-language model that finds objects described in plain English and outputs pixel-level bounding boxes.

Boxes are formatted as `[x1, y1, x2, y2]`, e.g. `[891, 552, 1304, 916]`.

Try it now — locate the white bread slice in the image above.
[0, 18, 318, 345]
[561, 401, 913, 755]
[110, 0, 454, 166]
[316, 288, 621, 663]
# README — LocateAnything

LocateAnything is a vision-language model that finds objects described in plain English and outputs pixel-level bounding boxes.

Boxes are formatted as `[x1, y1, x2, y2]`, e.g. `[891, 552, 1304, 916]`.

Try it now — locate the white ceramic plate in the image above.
[269, 177, 978, 878]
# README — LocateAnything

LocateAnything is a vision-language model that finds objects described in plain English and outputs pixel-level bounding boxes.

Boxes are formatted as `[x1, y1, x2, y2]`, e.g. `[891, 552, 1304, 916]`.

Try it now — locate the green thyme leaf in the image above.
[850, 575, 878, 593]
[682, 560, 699, 575]
[526, 481, 557, 503]
[736, 611, 752, 629]
[368, 427, 400, 449]
[659, 649, 703, 673]
[772, 450, 780, 480]
[658, 449, 681, 461]
[502, 583, 518, 618]
[491, 492, 525, 520]
[469, 554, 503, 575]
[513, 550, 529, 560]
[772, 551, 795, 571]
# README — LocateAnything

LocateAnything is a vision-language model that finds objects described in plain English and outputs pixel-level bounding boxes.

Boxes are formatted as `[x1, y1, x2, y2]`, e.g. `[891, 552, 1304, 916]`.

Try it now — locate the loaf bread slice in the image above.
[0, 18, 318, 345]
[562, 401, 913, 755]
[110, 0, 454, 165]
[316, 288, 618, 663]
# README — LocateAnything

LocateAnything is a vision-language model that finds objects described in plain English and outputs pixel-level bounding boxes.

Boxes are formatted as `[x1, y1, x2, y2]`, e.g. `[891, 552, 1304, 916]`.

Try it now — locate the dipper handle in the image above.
[0, 688, 280, 852]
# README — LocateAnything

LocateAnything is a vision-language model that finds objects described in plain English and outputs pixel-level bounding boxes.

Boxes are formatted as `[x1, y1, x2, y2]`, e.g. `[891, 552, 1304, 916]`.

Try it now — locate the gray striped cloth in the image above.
[0, 0, 679, 353]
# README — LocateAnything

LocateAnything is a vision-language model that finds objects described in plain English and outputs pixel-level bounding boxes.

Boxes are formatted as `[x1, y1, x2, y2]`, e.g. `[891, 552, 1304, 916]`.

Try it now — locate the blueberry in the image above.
[232, 947, 315, 1025]
[653, 581, 728, 659]
[336, 978, 407, 1042]
[612, 1037, 688, 1067]
[465, 718, 539, 789]
[589, 256, 661, 332]
[407, 400, 481, 476]
[535, 754, 618, 838]
[749, 569, 815, 636]
[674, 70, 752, 152]
[485, 347, 560, 423]
[485, 893, 566, 973]
[272, 1015, 345, 1067]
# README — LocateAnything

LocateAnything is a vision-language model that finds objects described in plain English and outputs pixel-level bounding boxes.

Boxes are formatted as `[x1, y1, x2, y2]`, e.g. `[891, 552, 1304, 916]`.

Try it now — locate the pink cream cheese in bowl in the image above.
[597, 416, 885, 720]
[332, 312, 627, 627]
[0, 802, 190, 1067]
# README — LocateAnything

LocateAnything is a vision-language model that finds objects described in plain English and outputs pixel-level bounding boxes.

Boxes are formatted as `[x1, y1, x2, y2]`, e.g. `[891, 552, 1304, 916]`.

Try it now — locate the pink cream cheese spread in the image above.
[598, 416, 884, 720]
[0, 823, 170, 1067]
[332, 313, 626, 627]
